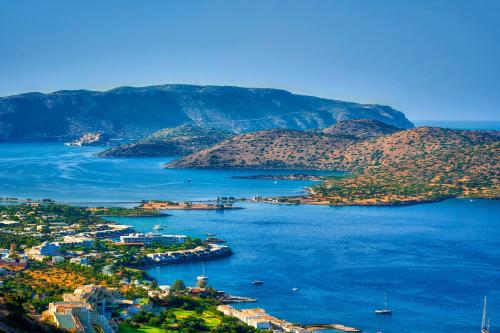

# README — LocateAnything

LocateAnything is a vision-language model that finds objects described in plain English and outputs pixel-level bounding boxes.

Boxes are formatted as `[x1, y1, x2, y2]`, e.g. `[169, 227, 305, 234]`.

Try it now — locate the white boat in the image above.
[481, 296, 490, 333]
[375, 292, 392, 315]
[292, 287, 299, 292]
[153, 224, 164, 231]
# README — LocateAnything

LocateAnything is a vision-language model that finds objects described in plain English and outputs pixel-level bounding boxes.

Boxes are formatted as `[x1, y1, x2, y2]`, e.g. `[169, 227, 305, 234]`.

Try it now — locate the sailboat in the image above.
[375, 292, 392, 315]
[481, 296, 490, 333]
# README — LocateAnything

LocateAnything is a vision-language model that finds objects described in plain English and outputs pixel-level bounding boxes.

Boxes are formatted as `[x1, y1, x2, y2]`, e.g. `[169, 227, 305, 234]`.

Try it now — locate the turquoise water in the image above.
[0, 142, 499, 333]
[0, 143, 318, 203]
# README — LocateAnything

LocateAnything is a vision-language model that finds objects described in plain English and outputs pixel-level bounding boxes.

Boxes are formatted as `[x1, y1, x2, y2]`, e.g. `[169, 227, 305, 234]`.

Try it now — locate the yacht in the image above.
[375, 292, 392, 315]
[252, 280, 263, 285]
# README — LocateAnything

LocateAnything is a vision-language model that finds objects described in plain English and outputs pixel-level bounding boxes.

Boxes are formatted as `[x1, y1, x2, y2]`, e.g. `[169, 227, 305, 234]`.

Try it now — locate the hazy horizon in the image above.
[1, 0, 499, 121]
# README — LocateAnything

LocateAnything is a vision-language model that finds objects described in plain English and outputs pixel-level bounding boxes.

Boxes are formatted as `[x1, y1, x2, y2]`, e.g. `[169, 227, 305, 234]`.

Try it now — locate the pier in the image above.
[301, 324, 362, 332]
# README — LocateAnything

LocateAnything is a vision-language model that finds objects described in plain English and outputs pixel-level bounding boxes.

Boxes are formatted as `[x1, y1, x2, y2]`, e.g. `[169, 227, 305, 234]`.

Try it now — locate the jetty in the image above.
[301, 323, 362, 332]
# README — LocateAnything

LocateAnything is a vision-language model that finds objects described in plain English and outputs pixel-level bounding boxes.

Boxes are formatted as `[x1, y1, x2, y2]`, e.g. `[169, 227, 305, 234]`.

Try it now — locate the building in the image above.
[119, 232, 187, 245]
[47, 301, 94, 333]
[70, 257, 89, 265]
[25, 241, 61, 260]
[62, 235, 95, 247]
[52, 256, 65, 264]
[63, 284, 118, 315]
[217, 305, 308, 332]
[0, 220, 19, 227]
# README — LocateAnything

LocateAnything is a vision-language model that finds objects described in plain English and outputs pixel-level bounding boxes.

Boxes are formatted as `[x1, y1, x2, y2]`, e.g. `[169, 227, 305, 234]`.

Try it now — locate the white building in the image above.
[62, 235, 95, 247]
[119, 233, 187, 245]
[25, 241, 61, 259]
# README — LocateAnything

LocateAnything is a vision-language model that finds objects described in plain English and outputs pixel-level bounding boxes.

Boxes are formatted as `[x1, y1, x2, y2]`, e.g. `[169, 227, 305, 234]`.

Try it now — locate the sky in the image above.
[1, 0, 499, 121]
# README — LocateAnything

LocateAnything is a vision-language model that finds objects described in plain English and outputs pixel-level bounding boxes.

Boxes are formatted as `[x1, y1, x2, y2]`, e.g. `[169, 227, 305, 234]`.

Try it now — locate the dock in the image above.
[301, 323, 362, 332]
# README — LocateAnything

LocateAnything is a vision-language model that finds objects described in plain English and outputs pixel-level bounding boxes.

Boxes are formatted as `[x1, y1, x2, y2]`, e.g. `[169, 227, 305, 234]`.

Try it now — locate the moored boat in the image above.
[375, 292, 392, 315]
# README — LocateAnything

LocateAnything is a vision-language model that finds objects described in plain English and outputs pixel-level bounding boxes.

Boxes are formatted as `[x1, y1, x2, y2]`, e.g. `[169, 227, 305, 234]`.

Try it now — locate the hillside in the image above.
[166, 119, 400, 169]
[166, 122, 499, 205]
[96, 124, 232, 157]
[166, 129, 355, 169]
[0, 84, 413, 141]
[322, 118, 401, 139]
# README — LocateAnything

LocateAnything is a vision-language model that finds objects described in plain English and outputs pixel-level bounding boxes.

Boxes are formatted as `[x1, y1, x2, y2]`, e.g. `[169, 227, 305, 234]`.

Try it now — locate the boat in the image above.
[375, 292, 392, 315]
[292, 287, 299, 292]
[481, 296, 490, 333]
[153, 224, 164, 231]
[252, 280, 263, 285]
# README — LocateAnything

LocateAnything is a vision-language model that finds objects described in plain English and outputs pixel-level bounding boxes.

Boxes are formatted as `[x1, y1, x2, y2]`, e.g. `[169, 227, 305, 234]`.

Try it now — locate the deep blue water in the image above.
[413, 120, 500, 130]
[0, 142, 499, 333]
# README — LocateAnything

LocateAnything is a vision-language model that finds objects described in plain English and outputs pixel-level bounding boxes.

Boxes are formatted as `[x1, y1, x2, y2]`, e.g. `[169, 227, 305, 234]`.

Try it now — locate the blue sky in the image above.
[1, 0, 499, 121]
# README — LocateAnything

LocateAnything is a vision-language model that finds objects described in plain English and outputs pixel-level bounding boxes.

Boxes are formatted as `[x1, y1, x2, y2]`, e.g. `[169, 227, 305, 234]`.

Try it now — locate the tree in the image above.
[171, 280, 186, 293]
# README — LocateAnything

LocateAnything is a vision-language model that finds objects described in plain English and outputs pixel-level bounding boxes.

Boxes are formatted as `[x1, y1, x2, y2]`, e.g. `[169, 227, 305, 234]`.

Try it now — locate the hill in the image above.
[96, 124, 233, 157]
[0, 84, 413, 141]
[166, 129, 354, 169]
[166, 122, 499, 205]
[166, 119, 399, 169]
[321, 118, 401, 139]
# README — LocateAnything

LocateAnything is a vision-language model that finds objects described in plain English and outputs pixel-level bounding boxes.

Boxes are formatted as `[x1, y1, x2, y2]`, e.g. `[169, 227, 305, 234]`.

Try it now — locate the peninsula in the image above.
[166, 120, 500, 206]
[139, 200, 243, 210]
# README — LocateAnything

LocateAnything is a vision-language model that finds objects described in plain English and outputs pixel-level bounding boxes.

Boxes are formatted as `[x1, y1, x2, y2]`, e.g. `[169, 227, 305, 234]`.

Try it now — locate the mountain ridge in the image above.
[0, 84, 413, 141]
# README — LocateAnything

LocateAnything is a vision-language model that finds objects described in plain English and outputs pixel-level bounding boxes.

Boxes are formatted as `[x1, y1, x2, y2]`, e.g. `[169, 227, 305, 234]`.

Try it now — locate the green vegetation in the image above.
[121, 296, 261, 333]
[91, 206, 171, 217]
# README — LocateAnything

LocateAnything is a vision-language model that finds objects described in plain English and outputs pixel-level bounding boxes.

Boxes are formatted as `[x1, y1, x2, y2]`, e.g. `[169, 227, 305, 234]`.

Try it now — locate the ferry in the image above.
[252, 280, 264, 285]
[375, 292, 392, 315]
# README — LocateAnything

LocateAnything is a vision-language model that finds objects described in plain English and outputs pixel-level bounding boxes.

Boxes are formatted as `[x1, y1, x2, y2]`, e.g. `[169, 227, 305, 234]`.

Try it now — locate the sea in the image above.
[0, 120, 498, 333]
